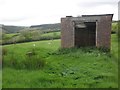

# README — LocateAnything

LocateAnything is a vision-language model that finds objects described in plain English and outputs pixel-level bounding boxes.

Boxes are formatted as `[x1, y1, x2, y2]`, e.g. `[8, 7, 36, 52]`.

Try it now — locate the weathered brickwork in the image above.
[61, 14, 113, 49]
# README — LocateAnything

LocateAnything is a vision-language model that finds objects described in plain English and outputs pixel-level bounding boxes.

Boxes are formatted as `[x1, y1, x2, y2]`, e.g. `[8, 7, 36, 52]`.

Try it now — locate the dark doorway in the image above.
[75, 22, 96, 47]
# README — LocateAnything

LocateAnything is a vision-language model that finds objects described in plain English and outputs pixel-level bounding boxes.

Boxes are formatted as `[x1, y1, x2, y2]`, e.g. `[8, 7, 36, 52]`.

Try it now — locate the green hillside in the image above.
[30, 23, 60, 30]
[2, 34, 118, 88]
[2, 25, 26, 33]
[1, 23, 60, 34]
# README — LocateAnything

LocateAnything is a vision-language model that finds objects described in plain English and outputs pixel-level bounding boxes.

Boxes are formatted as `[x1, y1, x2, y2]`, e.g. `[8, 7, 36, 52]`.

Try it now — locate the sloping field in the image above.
[2, 34, 118, 88]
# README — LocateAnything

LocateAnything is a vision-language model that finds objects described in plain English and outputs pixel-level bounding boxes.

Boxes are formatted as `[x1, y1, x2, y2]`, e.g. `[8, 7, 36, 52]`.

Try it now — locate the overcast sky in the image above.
[0, 0, 119, 26]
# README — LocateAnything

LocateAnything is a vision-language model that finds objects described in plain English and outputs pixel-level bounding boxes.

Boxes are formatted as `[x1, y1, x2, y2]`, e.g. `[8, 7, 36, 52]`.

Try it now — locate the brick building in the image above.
[61, 14, 113, 49]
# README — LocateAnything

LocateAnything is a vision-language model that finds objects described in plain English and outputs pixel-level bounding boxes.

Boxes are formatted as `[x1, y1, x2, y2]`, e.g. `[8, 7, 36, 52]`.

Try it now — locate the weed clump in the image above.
[98, 47, 110, 52]
[3, 48, 46, 70]
[2, 48, 8, 55]
[23, 55, 45, 70]
[50, 47, 78, 55]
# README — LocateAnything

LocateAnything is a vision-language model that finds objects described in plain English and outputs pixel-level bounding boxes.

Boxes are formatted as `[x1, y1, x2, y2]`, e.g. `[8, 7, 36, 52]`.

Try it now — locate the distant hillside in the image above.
[2, 25, 26, 33]
[30, 23, 61, 30]
[1, 23, 61, 33]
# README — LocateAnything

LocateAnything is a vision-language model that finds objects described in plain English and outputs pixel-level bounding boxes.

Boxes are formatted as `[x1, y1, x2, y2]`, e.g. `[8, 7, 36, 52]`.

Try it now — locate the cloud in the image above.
[0, 0, 119, 26]
[0, 17, 28, 22]
[77, 1, 117, 8]
[76, 0, 118, 20]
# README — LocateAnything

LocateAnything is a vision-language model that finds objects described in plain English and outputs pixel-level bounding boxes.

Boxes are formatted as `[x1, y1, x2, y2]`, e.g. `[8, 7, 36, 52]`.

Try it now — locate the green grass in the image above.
[111, 34, 118, 59]
[2, 31, 60, 45]
[5, 33, 19, 39]
[2, 34, 118, 88]
[0, 70, 2, 89]
[40, 32, 60, 40]
[41, 32, 60, 37]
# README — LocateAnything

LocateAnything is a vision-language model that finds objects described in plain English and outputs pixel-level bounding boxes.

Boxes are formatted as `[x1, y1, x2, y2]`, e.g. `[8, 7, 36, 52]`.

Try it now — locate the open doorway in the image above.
[74, 22, 96, 47]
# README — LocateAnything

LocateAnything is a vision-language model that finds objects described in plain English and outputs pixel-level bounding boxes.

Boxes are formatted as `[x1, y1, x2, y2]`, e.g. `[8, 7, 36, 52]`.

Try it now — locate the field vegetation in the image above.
[2, 22, 119, 88]
[1, 30, 60, 45]
[2, 34, 118, 88]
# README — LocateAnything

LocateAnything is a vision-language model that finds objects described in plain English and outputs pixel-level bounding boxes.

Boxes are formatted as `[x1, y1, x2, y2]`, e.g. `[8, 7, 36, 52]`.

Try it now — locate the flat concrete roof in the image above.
[82, 14, 113, 17]
[62, 14, 113, 22]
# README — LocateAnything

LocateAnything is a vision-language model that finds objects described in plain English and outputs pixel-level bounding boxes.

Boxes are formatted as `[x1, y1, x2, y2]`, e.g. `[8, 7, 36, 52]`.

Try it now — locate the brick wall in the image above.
[61, 17, 74, 48]
[61, 14, 113, 49]
[96, 15, 112, 49]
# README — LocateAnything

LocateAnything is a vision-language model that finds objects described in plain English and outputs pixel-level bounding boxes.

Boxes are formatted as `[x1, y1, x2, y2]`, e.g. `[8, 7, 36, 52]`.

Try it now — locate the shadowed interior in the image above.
[75, 22, 96, 47]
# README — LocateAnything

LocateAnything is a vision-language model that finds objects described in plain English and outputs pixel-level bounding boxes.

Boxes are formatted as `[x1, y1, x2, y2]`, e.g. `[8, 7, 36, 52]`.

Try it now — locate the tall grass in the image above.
[3, 47, 45, 70]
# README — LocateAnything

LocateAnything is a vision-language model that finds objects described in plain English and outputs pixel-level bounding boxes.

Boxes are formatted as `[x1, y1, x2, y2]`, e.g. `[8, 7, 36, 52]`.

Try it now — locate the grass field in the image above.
[41, 32, 60, 37]
[2, 31, 61, 45]
[2, 34, 118, 88]
[5, 33, 19, 38]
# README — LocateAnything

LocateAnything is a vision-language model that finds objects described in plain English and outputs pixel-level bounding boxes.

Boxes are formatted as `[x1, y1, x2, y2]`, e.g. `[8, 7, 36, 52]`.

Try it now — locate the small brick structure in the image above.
[61, 14, 113, 49]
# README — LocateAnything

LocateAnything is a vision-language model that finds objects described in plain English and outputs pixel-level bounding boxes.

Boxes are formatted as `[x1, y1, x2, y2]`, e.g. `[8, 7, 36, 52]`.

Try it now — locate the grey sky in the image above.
[0, 0, 119, 26]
